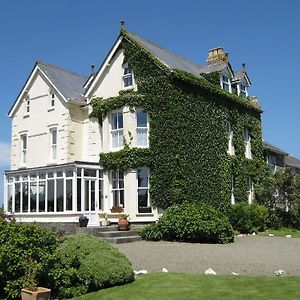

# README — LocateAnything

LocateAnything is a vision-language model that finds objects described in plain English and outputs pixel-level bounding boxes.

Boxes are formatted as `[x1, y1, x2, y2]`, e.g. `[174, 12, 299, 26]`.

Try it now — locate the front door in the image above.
[84, 179, 99, 226]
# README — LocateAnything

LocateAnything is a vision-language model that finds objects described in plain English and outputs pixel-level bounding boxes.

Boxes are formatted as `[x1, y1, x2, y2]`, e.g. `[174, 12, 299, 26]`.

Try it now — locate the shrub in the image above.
[139, 203, 234, 244]
[229, 202, 268, 233]
[0, 220, 58, 299]
[49, 234, 134, 298]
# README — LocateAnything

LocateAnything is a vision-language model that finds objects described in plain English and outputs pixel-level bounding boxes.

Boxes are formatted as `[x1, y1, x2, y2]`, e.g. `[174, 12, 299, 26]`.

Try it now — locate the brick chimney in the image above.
[207, 47, 228, 65]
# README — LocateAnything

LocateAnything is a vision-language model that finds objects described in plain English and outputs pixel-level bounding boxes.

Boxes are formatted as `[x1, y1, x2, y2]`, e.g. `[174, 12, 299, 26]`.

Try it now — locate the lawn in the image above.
[72, 273, 300, 300]
[259, 228, 300, 238]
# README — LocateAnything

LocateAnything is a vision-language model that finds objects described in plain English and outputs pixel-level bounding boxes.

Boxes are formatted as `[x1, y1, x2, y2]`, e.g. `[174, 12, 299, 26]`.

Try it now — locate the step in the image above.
[102, 235, 142, 244]
[98, 230, 139, 238]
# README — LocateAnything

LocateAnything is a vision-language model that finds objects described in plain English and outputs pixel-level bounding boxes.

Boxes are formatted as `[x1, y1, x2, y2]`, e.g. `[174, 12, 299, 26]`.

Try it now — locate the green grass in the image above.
[71, 273, 300, 300]
[259, 228, 300, 238]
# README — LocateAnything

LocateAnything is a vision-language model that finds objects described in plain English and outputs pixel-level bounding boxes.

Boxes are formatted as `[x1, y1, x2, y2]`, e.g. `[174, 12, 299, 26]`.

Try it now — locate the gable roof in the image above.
[9, 61, 88, 117]
[263, 141, 288, 156]
[285, 155, 300, 169]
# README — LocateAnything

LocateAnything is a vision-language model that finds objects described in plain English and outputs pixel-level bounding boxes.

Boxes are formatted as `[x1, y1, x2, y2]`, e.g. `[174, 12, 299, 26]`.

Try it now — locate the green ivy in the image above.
[91, 30, 268, 211]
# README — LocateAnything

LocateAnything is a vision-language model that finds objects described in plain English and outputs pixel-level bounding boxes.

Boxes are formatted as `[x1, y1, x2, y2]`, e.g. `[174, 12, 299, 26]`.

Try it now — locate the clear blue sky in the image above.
[1, 0, 300, 206]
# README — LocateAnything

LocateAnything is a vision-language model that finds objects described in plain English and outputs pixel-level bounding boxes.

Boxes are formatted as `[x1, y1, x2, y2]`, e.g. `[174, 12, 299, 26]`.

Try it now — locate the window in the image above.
[244, 128, 252, 159]
[221, 75, 230, 92]
[227, 122, 235, 155]
[137, 168, 151, 213]
[20, 134, 27, 165]
[50, 128, 57, 160]
[247, 177, 254, 204]
[25, 95, 30, 113]
[123, 63, 133, 87]
[231, 174, 235, 205]
[111, 112, 123, 149]
[136, 110, 149, 147]
[111, 171, 124, 208]
[50, 91, 55, 107]
[239, 84, 247, 97]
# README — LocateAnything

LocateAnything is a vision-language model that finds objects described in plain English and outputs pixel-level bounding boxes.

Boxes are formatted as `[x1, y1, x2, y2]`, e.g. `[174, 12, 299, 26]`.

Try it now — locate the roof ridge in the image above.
[127, 31, 204, 70]
[37, 61, 88, 79]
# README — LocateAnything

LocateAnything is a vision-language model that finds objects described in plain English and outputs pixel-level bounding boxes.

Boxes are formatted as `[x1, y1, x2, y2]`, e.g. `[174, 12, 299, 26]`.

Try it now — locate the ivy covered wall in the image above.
[91, 30, 268, 212]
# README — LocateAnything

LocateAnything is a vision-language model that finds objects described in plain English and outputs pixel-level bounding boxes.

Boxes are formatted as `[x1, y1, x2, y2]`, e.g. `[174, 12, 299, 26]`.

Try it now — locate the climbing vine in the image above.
[91, 30, 268, 212]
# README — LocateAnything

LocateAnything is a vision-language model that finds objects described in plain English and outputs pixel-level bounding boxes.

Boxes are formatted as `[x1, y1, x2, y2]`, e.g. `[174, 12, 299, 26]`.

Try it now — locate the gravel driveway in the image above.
[115, 236, 300, 276]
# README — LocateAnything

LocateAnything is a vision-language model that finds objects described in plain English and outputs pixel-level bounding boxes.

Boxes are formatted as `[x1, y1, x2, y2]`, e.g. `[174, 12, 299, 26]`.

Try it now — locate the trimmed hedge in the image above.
[49, 234, 134, 298]
[139, 203, 234, 244]
[229, 202, 268, 233]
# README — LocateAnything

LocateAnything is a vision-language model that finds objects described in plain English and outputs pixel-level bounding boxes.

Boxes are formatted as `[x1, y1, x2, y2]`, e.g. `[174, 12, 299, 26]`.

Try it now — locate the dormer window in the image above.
[239, 84, 247, 97]
[221, 75, 230, 92]
[123, 63, 133, 87]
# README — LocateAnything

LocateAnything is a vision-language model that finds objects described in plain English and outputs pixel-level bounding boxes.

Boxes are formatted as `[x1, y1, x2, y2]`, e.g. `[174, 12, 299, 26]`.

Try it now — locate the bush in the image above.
[229, 202, 268, 234]
[139, 203, 234, 244]
[0, 220, 58, 299]
[49, 234, 134, 298]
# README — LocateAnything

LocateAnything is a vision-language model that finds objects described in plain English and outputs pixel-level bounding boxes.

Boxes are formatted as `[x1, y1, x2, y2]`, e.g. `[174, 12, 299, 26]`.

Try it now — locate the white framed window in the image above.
[50, 128, 57, 161]
[137, 168, 151, 213]
[244, 128, 252, 159]
[221, 75, 231, 92]
[20, 134, 27, 165]
[25, 95, 30, 113]
[247, 176, 254, 204]
[136, 110, 149, 147]
[231, 174, 235, 205]
[111, 112, 123, 149]
[111, 170, 124, 208]
[239, 84, 247, 97]
[227, 122, 235, 155]
[123, 63, 133, 87]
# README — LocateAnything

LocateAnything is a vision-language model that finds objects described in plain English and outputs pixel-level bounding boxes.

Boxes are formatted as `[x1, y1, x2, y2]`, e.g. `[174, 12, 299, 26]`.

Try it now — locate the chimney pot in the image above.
[90, 65, 95, 76]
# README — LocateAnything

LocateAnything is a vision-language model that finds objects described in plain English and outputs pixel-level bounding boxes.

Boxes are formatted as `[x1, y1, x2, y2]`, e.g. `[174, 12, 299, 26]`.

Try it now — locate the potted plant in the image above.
[99, 213, 111, 226]
[21, 259, 51, 300]
[110, 206, 124, 213]
[118, 214, 130, 231]
[79, 215, 89, 227]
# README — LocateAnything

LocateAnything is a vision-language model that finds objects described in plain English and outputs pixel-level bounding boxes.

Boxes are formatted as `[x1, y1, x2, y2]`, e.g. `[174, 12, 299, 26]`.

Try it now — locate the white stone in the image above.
[162, 268, 168, 272]
[232, 272, 239, 276]
[275, 269, 286, 276]
[286, 235, 292, 238]
[205, 268, 216, 275]
[269, 234, 274, 237]
[134, 270, 148, 275]
[252, 232, 256, 236]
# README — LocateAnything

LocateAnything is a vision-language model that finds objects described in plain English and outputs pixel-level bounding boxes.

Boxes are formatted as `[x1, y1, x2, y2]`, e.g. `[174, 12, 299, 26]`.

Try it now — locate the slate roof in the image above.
[38, 61, 88, 103]
[285, 155, 300, 169]
[262, 141, 288, 156]
[126, 31, 203, 78]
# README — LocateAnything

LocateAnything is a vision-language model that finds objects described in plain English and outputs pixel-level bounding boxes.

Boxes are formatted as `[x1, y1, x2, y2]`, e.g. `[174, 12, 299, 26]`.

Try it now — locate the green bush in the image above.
[229, 202, 268, 233]
[0, 219, 58, 299]
[49, 234, 134, 298]
[139, 203, 234, 244]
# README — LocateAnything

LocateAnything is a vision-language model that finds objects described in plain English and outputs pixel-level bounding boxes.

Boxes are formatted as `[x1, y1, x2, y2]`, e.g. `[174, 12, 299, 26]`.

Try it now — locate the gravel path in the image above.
[115, 236, 300, 276]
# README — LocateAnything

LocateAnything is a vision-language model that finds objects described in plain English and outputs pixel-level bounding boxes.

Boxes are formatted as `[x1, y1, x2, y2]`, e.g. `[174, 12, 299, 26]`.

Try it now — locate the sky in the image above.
[0, 1, 299, 206]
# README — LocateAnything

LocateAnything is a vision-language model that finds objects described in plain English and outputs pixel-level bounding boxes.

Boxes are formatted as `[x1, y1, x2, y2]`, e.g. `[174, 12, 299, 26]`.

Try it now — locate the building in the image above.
[4, 27, 265, 226]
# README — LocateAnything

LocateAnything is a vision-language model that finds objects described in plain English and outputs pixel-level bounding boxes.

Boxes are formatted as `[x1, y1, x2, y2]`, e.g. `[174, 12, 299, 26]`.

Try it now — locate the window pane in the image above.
[77, 168, 82, 177]
[7, 185, 13, 212]
[30, 182, 37, 212]
[91, 181, 95, 211]
[118, 112, 123, 129]
[56, 179, 63, 212]
[113, 190, 119, 206]
[137, 128, 148, 146]
[112, 131, 118, 148]
[99, 180, 103, 210]
[138, 190, 148, 207]
[112, 113, 118, 130]
[138, 169, 148, 187]
[40, 173, 46, 179]
[22, 182, 28, 212]
[56, 171, 63, 177]
[119, 190, 124, 207]
[84, 169, 96, 177]
[66, 179, 72, 211]
[137, 111, 147, 127]
[85, 181, 89, 210]
[77, 179, 81, 211]
[15, 183, 21, 212]
[39, 181, 46, 212]
[66, 169, 73, 178]
[47, 180, 54, 212]
[52, 129, 57, 144]
[118, 130, 123, 147]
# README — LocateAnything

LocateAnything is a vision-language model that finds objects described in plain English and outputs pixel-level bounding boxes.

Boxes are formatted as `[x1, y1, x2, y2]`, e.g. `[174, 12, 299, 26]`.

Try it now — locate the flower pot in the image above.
[79, 216, 89, 227]
[21, 287, 51, 300]
[118, 218, 129, 231]
[100, 220, 111, 226]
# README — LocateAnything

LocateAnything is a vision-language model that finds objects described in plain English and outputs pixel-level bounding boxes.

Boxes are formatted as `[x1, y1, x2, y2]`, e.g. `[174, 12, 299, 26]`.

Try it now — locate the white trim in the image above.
[84, 36, 123, 100]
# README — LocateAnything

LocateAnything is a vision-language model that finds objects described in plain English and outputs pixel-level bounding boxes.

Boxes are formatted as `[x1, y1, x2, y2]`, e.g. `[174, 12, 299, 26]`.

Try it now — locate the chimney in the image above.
[207, 47, 228, 65]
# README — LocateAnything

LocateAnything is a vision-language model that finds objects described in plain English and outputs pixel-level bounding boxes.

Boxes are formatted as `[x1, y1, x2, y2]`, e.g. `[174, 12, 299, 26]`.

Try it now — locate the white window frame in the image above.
[227, 122, 235, 155]
[123, 63, 134, 88]
[244, 128, 252, 159]
[111, 170, 125, 208]
[137, 168, 151, 213]
[136, 110, 149, 147]
[50, 128, 57, 161]
[239, 84, 248, 97]
[111, 111, 124, 149]
[247, 176, 254, 204]
[221, 75, 231, 93]
[20, 134, 27, 165]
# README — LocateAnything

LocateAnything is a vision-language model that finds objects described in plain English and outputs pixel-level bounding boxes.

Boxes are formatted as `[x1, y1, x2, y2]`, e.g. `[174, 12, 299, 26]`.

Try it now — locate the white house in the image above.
[4, 27, 259, 226]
